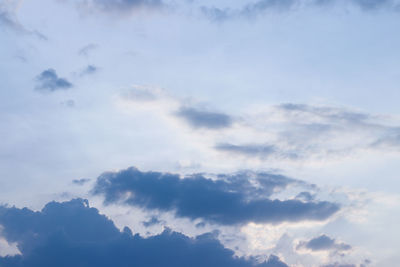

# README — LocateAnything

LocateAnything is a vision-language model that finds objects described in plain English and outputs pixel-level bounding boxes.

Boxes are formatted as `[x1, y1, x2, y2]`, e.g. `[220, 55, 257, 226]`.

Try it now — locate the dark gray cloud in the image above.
[176, 107, 233, 129]
[72, 178, 91, 185]
[92, 167, 339, 225]
[0, 198, 288, 267]
[297, 235, 352, 252]
[35, 69, 72, 92]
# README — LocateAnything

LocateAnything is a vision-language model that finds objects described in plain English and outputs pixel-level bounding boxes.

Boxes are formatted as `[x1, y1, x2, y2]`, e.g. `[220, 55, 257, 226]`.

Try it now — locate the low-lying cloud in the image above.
[0, 198, 288, 267]
[92, 167, 339, 225]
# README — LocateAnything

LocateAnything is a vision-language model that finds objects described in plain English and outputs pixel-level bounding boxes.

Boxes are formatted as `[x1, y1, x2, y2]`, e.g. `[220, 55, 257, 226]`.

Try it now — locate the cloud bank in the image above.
[0, 198, 288, 267]
[92, 167, 339, 225]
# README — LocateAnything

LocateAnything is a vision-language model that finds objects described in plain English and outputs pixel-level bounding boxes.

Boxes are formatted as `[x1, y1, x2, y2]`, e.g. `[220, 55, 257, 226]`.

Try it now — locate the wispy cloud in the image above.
[0, 1, 47, 39]
[201, 0, 400, 21]
[78, 43, 98, 57]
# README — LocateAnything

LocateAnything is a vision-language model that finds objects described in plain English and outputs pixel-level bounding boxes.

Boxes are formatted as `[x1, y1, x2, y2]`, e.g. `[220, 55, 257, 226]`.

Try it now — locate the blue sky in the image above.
[1, 0, 400, 266]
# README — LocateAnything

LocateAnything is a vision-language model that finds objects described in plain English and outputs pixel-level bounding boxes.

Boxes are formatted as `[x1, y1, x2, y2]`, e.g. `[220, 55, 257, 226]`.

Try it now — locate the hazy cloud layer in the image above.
[35, 69, 72, 92]
[0, 199, 288, 267]
[92, 167, 339, 225]
[202, 0, 400, 20]
[76, 0, 163, 14]
[215, 103, 400, 160]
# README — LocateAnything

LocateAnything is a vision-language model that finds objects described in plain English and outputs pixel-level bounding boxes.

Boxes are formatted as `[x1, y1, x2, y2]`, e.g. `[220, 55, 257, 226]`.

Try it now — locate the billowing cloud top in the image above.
[92, 167, 339, 225]
[0, 199, 288, 267]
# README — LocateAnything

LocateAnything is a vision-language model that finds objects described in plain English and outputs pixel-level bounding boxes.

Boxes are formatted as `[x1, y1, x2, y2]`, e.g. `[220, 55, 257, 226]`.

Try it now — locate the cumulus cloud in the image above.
[0, 198, 288, 267]
[35, 69, 72, 92]
[175, 107, 233, 129]
[92, 167, 339, 225]
[297, 234, 352, 252]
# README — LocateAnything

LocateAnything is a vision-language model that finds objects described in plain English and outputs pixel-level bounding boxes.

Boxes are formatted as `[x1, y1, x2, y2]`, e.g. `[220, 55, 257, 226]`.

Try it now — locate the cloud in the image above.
[0, 1, 47, 39]
[61, 99, 76, 108]
[121, 86, 159, 102]
[76, 0, 163, 14]
[215, 143, 299, 159]
[278, 103, 370, 124]
[142, 216, 162, 227]
[35, 69, 73, 92]
[295, 192, 315, 202]
[215, 143, 276, 157]
[0, 4, 20, 31]
[175, 107, 233, 129]
[215, 103, 400, 161]
[78, 43, 98, 56]
[201, 0, 400, 21]
[0, 198, 288, 267]
[92, 167, 339, 225]
[72, 178, 91, 185]
[80, 65, 98, 76]
[321, 264, 356, 267]
[297, 235, 352, 252]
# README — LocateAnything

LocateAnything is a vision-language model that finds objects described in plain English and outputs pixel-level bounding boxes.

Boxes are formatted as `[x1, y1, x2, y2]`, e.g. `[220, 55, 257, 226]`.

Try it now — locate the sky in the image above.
[1, 0, 400, 266]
